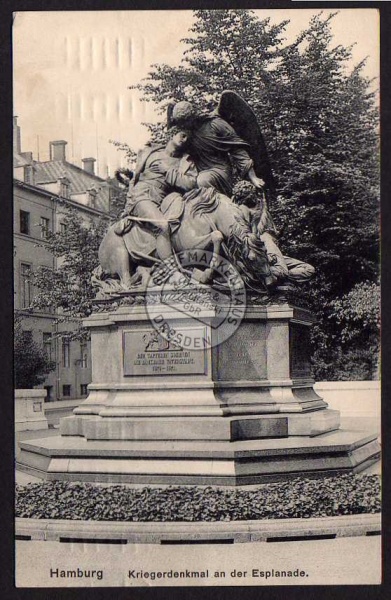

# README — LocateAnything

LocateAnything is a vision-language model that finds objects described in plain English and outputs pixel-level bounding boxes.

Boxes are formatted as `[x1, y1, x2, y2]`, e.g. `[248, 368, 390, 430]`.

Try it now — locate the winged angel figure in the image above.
[167, 91, 276, 198]
[96, 92, 313, 294]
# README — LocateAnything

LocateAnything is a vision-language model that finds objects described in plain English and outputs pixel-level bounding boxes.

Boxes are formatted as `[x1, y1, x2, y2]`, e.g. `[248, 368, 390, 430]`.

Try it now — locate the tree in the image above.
[271, 14, 379, 295]
[14, 313, 56, 388]
[132, 9, 379, 379]
[332, 281, 380, 378]
[30, 202, 110, 341]
[132, 10, 289, 137]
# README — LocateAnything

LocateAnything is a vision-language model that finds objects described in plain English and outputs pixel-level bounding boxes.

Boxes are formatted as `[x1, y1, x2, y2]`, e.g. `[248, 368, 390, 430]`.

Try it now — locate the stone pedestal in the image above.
[15, 389, 48, 432]
[17, 299, 380, 485]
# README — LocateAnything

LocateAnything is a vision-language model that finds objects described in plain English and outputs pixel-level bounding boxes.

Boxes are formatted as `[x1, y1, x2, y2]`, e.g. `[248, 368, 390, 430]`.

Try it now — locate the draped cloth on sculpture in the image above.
[124, 144, 197, 215]
[119, 192, 186, 263]
[189, 115, 254, 196]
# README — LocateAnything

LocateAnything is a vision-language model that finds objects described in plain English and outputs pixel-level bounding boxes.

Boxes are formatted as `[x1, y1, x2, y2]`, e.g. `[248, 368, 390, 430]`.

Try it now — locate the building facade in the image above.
[14, 118, 119, 401]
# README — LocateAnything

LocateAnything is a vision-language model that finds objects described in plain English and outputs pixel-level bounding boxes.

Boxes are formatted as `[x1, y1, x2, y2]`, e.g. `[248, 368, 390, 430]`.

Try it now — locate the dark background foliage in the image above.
[14, 313, 56, 388]
[131, 9, 380, 380]
[29, 10, 379, 380]
[29, 203, 109, 341]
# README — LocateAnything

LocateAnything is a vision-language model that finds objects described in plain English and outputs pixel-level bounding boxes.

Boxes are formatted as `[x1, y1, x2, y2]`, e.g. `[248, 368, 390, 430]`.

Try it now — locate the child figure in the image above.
[231, 182, 315, 286]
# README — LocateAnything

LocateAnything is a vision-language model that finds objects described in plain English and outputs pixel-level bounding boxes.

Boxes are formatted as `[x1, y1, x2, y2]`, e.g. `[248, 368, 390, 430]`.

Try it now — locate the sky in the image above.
[13, 9, 379, 179]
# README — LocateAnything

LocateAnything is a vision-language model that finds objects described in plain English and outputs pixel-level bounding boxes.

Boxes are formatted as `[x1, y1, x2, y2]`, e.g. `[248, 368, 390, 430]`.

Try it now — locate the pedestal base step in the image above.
[60, 409, 340, 441]
[17, 429, 380, 486]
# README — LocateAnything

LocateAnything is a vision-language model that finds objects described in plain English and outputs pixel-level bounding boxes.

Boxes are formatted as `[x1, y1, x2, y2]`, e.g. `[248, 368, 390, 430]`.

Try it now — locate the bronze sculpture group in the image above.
[96, 92, 314, 295]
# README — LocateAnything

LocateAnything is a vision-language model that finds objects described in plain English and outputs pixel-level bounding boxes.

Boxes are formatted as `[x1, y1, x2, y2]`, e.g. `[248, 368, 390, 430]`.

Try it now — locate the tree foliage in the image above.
[333, 281, 380, 341]
[30, 202, 109, 340]
[322, 281, 380, 380]
[132, 9, 379, 379]
[14, 313, 56, 389]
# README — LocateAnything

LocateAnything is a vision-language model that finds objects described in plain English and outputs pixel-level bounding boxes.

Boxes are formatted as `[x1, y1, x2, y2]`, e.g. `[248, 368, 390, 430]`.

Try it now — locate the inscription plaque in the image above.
[123, 327, 208, 376]
[290, 323, 312, 378]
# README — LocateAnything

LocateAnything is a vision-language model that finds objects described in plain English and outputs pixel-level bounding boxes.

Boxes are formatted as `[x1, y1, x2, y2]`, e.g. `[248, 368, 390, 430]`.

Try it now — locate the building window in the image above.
[87, 189, 97, 208]
[60, 222, 68, 235]
[43, 332, 52, 361]
[59, 178, 70, 199]
[24, 165, 34, 185]
[23, 329, 33, 343]
[40, 217, 50, 239]
[36, 266, 54, 314]
[80, 343, 88, 368]
[20, 210, 30, 235]
[62, 385, 71, 397]
[62, 338, 70, 368]
[80, 384, 88, 396]
[20, 263, 32, 308]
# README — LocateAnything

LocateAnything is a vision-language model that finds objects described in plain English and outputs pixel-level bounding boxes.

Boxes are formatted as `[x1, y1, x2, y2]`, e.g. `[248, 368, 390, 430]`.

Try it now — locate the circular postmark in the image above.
[145, 249, 246, 350]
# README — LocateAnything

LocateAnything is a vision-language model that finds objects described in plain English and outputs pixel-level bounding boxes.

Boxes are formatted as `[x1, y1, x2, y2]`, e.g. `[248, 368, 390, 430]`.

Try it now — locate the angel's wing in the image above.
[217, 90, 276, 200]
[166, 102, 176, 130]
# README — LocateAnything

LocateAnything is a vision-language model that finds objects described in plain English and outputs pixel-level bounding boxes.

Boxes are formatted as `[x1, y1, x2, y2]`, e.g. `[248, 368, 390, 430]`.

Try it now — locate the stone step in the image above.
[60, 409, 340, 441]
[17, 429, 380, 486]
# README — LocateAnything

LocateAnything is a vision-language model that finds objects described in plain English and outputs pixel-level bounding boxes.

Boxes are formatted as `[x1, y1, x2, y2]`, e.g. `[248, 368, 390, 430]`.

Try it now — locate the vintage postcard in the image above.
[13, 7, 381, 587]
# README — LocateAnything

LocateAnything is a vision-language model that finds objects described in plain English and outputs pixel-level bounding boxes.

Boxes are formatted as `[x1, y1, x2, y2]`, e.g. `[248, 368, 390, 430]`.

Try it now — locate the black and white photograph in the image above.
[13, 6, 381, 587]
